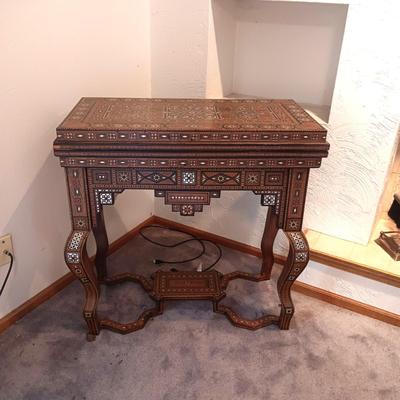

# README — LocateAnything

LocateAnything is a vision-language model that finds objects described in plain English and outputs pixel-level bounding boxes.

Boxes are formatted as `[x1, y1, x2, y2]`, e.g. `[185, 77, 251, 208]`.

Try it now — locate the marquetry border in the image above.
[58, 157, 323, 169]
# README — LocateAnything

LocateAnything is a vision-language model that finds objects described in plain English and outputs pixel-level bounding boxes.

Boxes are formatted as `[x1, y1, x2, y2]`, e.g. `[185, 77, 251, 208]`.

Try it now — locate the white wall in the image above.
[305, 0, 400, 244]
[206, 0, 400, 246]
[150, 0, 210, 98]
[232, 1, 347, 108]
[0, 0, 153, 319]
[206, 0, 237, 97]
[154, 0, 400, 314]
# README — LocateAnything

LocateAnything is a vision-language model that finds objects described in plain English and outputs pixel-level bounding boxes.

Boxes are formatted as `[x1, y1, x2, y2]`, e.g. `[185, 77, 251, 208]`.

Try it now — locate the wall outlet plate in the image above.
[0, 234, 13, 266]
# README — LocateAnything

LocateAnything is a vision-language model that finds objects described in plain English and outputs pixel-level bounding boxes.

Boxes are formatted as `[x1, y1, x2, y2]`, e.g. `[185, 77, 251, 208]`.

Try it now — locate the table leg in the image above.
[260, 206, 279, 279]
[277, 231, 309, 330]
[64, 167, 101, 340]
[93, 211, 109, 281]
[65, 230, 100, 340]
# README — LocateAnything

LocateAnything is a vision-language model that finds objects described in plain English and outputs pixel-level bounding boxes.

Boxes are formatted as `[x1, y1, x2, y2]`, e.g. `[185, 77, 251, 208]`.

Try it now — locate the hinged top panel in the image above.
[56, 98, 327, 145]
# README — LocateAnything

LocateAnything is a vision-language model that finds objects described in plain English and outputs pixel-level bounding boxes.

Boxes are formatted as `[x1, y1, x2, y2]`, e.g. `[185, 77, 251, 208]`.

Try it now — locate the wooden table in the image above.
[53, 98, 329, 340]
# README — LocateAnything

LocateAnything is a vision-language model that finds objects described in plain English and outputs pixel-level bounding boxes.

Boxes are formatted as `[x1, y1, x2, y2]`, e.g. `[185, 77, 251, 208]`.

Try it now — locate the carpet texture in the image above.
[0, 228, 399, 400]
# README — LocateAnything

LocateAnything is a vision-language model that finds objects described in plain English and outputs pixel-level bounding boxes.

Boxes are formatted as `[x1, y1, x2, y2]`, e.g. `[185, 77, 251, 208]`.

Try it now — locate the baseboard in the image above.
[152, 216, 286, 264]
[106, 215, 157, 255]
[0, 215, 157, 334]
[309, 249, 400, 288]
[293, 281, 400, 327]
[0, 272, 75, 334]
[1, 214, 399, 333]
[153, 216, 400, 327]
[153, 217, 400, 288]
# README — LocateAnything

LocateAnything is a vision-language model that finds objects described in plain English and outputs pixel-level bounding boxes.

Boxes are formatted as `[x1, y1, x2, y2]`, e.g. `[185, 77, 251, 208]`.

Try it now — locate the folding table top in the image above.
[55, 97, 327, 145]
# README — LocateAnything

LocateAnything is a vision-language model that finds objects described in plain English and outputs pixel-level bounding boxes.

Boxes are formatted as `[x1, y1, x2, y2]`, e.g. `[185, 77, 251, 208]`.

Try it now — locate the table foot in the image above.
[86, 333, 97, 342]
[278, 308, 293, 330]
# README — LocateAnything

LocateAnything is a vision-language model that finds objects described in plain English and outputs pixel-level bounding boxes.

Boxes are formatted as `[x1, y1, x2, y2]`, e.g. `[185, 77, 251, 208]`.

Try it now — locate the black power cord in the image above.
[139, 225, 222, 272]
[0, 250, 14, 297]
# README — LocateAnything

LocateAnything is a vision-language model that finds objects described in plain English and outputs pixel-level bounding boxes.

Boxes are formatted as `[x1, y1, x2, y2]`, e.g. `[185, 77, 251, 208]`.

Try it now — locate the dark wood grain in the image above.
[92, 212, 109, 281]
[261, 207, 279, 279]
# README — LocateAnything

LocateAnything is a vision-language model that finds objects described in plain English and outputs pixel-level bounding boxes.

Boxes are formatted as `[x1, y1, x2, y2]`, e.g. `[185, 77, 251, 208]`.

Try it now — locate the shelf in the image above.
[306, 219, 400, 288]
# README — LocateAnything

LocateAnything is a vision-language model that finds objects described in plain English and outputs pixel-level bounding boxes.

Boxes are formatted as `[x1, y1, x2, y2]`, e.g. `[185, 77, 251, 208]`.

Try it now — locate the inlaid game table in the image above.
[53, 98, 329, 341]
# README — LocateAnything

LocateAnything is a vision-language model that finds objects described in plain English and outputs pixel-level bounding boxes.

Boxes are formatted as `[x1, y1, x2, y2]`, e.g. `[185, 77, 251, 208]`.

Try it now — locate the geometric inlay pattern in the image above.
[99, 192, 113, 205]
[136, 170, 177, 185]
[164, 104, 221, 121]
[288, 219, 301, 230]
[56, 98, 326, 133]
[253, 190, 282, 215]
[262, 194, 277, 206]
[201, 171, 241, 186]
[288, 232, 308, 250]
[66, 252, 80, 264]
[154, 270, 221, 298]
[295, 252, 308, 262]
[171, 204, 204, 216]
[93, 169, 112, 184]
[116, 170, 131, 184]
[165, 192, 210, 205]
[265, 171, 284, 186]
[68, 231, 85, 250]
[182, 171, 196, 185]
[73, 217, 88, 230]
[245, 171, 261, 186]
[59, 156, 323, 169]
[180, 205, 195, 215]
[155, 190, 221, 217]
[94, 189, 123, 213]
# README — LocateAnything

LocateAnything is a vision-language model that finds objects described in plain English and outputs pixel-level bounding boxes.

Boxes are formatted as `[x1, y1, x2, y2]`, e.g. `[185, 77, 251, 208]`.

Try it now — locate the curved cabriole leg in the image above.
[217, 207, 279, 285]
[65, 230, 100, 340]
[260, 207, 279, 279]
[277, 231, 309, 330]
[92, 211, 109, 281]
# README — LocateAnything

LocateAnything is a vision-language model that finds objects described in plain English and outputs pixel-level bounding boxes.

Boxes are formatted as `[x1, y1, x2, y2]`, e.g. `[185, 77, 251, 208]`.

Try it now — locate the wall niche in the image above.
[208, 0, 348, 122]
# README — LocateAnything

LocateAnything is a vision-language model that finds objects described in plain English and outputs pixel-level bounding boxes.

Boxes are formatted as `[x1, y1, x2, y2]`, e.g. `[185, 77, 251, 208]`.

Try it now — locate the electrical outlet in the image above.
[0, 234, 13, 266]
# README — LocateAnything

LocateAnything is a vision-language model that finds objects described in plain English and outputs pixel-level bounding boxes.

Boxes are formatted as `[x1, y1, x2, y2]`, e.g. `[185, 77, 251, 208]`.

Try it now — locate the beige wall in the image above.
[0, 0, 153, 318]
